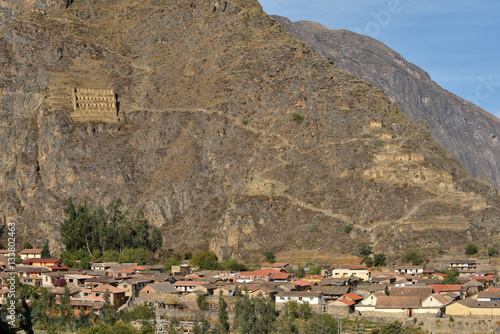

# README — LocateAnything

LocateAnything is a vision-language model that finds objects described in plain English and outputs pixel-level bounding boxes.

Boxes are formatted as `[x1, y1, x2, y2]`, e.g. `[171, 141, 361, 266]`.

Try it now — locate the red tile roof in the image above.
[270, 273, 291, 280]
[472, 275, 493, 281]
[430, 284, 462, 293]
[338, 299, 355, 306]
[292, 280, 311, 287]
[344, 292, 364, 301]
[118, 268, 135, 273]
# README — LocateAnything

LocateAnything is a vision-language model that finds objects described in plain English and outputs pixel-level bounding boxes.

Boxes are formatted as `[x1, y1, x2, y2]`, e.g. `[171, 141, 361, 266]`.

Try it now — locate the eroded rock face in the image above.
[272, 15, 500, 190]
[0, 0, 499, 259]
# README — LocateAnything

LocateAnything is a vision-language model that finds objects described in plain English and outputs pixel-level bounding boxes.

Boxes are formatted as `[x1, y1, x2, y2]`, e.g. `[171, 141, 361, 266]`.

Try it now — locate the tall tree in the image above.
[19, 298, 34, 334]
[41, 240, 51, 258]
[218, 293, 230, 334]
[150, 227, 163, 253]
[133, 209, 150, 249]
[102, 289, 119, 326]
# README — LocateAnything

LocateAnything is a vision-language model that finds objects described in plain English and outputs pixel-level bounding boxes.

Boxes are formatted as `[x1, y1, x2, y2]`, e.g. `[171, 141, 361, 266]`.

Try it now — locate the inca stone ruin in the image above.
[71, 87, 118, 123]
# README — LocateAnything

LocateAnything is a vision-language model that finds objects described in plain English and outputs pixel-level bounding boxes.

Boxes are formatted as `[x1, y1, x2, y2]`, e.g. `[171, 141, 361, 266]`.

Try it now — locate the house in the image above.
[446, 299, 500, 316]
[171, 264, 191, 276]
[356, 295, 421, 317]
[10, 266, 51, 286]
[275, 291, 325, 305]
[117, 278, 154, 297]
[138, 282, 180, 302]
[477, 290, 500, 302]
[463, 279, 485, 295]
[328, 266, 371, 281]
[18, 249, 43, 260]
[326, 300, 354, 317]
[237, 269, 282, 283]
[269, 272, 291, 282]
[394, 266, 424, 276]
[429, 284, 463, 300]
[173, 281, 210, 293]
[303, 275, 325, 283]
[266, 263, 290, 272]
[340, 292, 365, 304]
[65, 274, 96, 288]
[0, 286, 10, 305]
[311, 285, 350, 302]
[370, 274, 396, 285]
[51, 286, 81, 299]
[83, 285, 127, 308]
[471, 274, 494, 288]
[449, 259, 476, 272]
[416, 293, 452, 316]
[193, 283, 218, 295]
[41, 272, 67, 288]
[22, 258, 62, 267]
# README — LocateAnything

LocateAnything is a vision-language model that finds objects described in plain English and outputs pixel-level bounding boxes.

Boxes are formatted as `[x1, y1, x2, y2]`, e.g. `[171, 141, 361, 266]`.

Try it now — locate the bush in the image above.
[488, 247, 499, 257]
[373, 253, 386, 267]
[465, 243, 479, 256]
[191, 252, 219, 270]
[359, 244, 372, 257]
[292, 112, 305, 122]
[343, 225, 352, 234]
[264, 250, 276, 263]
[222, 259, 248, 272]
[405, 247, 424, 265]
[303, 314, 337, 334]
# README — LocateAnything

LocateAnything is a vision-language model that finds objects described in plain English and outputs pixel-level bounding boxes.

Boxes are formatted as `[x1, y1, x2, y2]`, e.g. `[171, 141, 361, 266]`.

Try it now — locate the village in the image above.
[1, 247, 500, 333]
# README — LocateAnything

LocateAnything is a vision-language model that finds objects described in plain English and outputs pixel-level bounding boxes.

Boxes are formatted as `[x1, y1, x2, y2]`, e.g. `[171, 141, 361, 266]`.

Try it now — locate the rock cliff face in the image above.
[0, 0, 499, 260]
[272, 16, 500, 190]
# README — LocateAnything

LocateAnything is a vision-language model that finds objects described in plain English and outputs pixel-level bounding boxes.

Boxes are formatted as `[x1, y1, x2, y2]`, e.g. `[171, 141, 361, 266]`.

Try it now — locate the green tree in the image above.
[379, 321, 409, 334]
[0, 317, 15, 334]
[298, 301, 312, 320]
[306, 265, 322, 276]
[303, 314, 337, 334]
[163, 255, 181, 273]
[405, 247, 424, 265]
[359, 244, 372, 257]
[150, 227, 163, 253]
[488, 247, 499, 257]
[364, 257, 373, 267]
[22, 242, 33, 249]
[276, 308, 298, 334]
[443, 269, 460, 284]
[296, 265, 305, 279]
[41, 239, 51, 258]
[191, 252, 219, 270]
[465, 243, 479, 256]
[218, 294, 230, 334]
[222, 259, 248, 272]
[264, 251, 276, 263]
[125, 302, 155, 321]
[197, 294, 209, 311]
[19, 298, 35, 334]
[373, 253, 387, 267]
[59, 286, 73, 325]
[102, 289, 119, 326]
[132, 209, 150, 250]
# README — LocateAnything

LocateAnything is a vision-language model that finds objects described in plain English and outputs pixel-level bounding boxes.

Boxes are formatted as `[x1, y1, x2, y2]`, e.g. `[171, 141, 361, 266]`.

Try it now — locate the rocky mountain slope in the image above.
[272, 16, 500, 190]
[0, 0, 499, 261]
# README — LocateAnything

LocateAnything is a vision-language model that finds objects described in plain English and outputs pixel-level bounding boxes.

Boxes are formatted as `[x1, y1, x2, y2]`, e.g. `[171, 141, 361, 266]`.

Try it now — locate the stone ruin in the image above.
[71, 87, 118, 123]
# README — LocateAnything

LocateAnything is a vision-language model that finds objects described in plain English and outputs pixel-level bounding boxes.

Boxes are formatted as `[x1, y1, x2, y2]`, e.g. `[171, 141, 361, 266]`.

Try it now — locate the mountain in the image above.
[271, 16, 500, 190]
[0, 0, 498, 261]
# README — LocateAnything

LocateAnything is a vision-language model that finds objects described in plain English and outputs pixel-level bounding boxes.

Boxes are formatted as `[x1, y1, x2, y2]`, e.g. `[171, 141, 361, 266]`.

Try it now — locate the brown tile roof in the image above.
[478, 290, 500, 299]
[18, 249, 43, 254]
[425, 293, 451, 306]
[311, 285, 350, 296]
[22, 258, 61, 264]
[457, 299, 500, 308]
[376, 296, 421, 309]
[277, 291, 322, 298]
[430, 284, 462, 293]
[173, 281, 209, 287]
[390, 286, 432, 298]
[93, 285, 126, 294]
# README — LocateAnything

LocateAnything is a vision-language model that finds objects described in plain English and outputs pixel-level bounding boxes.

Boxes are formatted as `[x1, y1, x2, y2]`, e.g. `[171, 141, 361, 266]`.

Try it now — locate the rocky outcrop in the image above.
[272, 16, 500, 190]
[0, 1, 498, 260]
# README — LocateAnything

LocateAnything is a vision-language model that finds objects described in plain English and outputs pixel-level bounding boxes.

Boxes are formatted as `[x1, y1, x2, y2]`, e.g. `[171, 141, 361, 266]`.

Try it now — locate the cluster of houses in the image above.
[0, 249, 498, 319]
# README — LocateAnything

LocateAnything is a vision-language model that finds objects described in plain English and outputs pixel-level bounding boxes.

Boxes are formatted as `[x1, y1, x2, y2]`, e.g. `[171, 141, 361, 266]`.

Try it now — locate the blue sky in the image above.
[259, 0, 500, 118]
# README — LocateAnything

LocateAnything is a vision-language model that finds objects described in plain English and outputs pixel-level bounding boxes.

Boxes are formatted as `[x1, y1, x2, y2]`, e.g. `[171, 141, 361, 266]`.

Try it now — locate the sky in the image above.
[259, 0, 500, 118]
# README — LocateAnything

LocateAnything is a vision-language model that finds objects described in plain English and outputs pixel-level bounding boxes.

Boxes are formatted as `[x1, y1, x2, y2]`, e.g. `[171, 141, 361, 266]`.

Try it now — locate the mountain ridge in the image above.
[272, 15, 500, 190]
